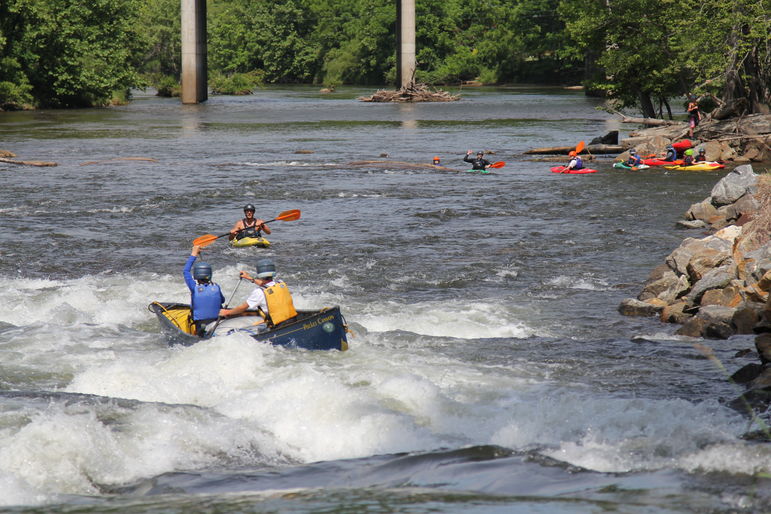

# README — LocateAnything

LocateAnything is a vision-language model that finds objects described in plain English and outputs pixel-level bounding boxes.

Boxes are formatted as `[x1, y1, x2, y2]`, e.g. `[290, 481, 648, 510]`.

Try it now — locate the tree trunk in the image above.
[638, 91, 656, 118]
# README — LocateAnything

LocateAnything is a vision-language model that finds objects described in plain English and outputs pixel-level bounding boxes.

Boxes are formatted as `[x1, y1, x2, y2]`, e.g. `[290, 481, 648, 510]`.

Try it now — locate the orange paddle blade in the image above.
[274, 209, 301, 222]
[489, 161, 505, 169]
[193, 233, 221, 248]
[575, 141, 585, 155]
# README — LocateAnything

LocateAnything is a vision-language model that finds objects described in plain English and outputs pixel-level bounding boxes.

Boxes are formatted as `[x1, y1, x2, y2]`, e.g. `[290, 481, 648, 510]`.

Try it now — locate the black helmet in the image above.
[243, 204, 256, 212]
[629, 149, 637, 155]
[256, 258, 276, 278]
[192, 262, 212, 281]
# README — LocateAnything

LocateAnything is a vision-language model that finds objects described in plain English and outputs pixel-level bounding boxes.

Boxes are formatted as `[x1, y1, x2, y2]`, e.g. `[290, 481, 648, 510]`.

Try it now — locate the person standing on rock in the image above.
[687, 96, 702, 138]
[464, 150, 491, 171]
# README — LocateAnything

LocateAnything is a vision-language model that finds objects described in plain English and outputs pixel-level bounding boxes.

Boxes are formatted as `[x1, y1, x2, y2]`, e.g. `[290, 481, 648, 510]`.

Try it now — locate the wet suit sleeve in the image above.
[183, 255, 197, 292]
[463, 154, 474, 164]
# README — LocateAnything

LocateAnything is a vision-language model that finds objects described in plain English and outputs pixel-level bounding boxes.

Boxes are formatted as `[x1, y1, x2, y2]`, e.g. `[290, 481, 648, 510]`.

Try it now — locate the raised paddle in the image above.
[193, 209, 301, 248]
[488, 161, 505, 169]
[574, 141, 585, 155]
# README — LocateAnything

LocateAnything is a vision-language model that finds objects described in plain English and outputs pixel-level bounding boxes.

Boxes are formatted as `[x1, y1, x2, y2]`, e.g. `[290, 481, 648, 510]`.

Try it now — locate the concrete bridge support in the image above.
[396, 0, 416, 89]
[181, 0, 207, 104]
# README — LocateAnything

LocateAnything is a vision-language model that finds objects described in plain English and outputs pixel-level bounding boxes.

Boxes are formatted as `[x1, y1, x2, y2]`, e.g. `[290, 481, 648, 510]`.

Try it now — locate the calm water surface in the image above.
[0, 86, 768, 512]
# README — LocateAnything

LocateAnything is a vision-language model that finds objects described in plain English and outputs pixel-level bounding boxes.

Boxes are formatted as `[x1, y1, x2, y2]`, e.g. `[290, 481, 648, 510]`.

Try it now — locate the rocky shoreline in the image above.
[619, 164, 771, 418]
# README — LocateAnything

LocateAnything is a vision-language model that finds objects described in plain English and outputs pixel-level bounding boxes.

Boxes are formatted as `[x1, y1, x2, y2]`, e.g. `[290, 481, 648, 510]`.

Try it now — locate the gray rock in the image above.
[677, 219, 708, 229]
[710, 164, 758, 206]
[698, 305, 737, 325]
[686, 266, 736, 303]
[618, 298, 663, 317]
[685, 198, 719, 222]
[731, 363, 763, 384]
[756, 334, 771, 364]
[733, 304, 761, 334]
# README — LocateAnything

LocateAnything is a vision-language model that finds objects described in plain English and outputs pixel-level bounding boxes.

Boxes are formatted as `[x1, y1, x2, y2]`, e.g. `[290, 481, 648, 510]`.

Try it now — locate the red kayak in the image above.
[672, 139, 692, 153]
[643, 158, 684, 166]
[550, 166, 598, 174]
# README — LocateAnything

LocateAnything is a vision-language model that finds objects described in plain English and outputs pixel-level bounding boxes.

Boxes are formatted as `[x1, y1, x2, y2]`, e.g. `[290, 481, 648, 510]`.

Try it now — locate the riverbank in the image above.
[619, 165, 771, 420]
[615, 114, 771, 163]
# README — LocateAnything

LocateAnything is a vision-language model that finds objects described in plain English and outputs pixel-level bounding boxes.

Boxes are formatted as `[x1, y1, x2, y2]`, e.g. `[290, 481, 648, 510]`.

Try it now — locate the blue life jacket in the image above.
[191, 282, 223, 321]
[573, 156, 583, 169]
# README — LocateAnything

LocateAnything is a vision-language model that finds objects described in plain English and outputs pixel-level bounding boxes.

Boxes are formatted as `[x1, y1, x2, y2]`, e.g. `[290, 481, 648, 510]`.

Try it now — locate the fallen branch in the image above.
[0, 157, 57, 167]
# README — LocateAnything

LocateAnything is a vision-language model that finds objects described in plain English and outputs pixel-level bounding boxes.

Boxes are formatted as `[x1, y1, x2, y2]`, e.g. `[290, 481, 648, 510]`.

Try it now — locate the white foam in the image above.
[355, 299, 535, 338]
[546, 274, 611, 291]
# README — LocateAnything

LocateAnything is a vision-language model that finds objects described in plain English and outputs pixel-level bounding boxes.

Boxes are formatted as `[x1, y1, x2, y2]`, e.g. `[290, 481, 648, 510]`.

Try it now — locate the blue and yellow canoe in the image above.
[148, 302, 349, 351]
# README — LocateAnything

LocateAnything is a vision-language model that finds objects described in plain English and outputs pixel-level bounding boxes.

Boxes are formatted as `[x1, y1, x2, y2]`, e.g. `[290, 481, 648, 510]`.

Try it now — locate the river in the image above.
[0, 86, 768, 512]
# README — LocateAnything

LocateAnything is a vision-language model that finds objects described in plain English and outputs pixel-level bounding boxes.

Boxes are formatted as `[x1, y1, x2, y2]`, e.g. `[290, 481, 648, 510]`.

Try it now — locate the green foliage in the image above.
[0, 0, 766, 114]
[0, 0, 143, 108]
[148, 74, 180, 97]
[210, 71, 265, 95]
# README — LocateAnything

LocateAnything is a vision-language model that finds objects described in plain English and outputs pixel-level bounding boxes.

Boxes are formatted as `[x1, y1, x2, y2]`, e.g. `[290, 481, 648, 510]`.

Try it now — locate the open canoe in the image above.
[148, 302, 349, 351]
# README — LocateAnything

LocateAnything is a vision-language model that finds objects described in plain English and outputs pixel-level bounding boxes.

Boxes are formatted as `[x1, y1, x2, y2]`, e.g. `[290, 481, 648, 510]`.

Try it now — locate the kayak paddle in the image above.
[574, 141, 585, 155]
[193, 209, 301, 248]
[489, 161, 505, 169]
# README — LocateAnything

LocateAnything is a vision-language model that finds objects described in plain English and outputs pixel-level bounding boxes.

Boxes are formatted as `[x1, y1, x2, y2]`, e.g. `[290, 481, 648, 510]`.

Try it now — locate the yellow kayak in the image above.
[664, 162, 725, 171]
[230, 236, 270, 248]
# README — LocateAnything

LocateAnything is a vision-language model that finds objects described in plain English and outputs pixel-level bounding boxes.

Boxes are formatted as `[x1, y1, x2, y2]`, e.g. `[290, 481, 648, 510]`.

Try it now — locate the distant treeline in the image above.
[0, 0, 768, 117]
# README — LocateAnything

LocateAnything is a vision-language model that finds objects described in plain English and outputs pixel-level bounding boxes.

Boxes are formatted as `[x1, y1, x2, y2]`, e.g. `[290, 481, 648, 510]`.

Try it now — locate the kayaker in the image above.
[682, 148, 695, 166]
[663, 144, 677, 162]
[219, 258, 297, 327]
[687, 96, 701, 138]
[229, 204, 272, 241]
[626, 149, 643, 167]
[184, 245, 225, 336]
[565, 150, 583, 170]
[695, 148, 707, 162]
[464, 150, 491, 170]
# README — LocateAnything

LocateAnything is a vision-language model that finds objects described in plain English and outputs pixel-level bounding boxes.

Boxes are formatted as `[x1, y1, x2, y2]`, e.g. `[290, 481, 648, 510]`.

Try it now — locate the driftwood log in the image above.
[524, 144, 624, 155]
[0, 157, 57, 167]
[348, 160, 458, 171]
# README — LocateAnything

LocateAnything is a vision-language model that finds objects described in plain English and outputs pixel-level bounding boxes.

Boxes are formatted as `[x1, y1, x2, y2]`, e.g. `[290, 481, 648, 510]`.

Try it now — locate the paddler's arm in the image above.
[228, 220, 243, 240]
[220, 301, 248, 317]
[254, 218, 271, 235]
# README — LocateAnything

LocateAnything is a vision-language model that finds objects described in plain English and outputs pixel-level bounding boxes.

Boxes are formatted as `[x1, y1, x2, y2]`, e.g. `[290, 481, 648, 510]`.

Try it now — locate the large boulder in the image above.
[710, 165, 758, 206]
[665, 236, 732, 276]
[686, 265, 736, 304]
[618, 298, 664, 317]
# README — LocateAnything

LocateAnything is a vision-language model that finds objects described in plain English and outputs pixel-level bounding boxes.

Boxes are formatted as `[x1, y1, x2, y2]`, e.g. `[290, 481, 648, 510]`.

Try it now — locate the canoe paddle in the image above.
[193, 209, 301, 248]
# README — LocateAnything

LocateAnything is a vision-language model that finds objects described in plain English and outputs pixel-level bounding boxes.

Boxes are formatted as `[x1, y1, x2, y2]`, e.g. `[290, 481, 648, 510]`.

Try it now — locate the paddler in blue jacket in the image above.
[626, 149, 643, 167]
[184, 245, 225, 335]
[663, 144, 677, 162]
[219, 258, 298, 327]
[464, 150, 491, 170]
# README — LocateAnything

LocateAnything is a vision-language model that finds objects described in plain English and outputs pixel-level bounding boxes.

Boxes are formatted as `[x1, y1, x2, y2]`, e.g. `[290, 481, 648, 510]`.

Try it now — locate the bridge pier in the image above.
[396, 0, 416, 89]
[181, 0, 207, 104]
